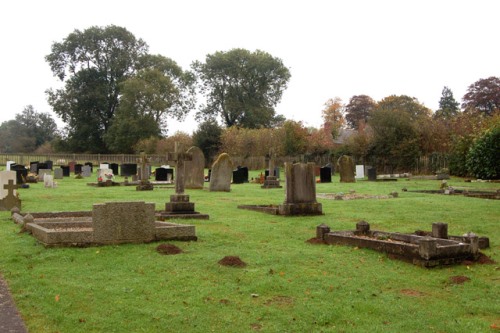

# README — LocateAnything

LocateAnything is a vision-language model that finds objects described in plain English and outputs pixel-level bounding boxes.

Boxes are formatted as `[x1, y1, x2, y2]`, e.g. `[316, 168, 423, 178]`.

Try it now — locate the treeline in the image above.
[1, 25, 499, 179]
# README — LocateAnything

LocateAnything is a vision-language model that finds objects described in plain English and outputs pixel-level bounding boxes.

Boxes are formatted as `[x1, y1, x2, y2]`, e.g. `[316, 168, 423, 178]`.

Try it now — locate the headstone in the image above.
[10, 164, 28, 184]
[44, 160, 53, 170]
[74, 164, 83, 175]
[0, 171, 17, 199]
[30, 161, 38, 173]
[53, 168, 64, 179]
[109, 163, 119, 176]
[355, 165, 365, 179]
[61, 166, 70, 177]
[155, 167, 168, 181]
[232, 166, 248, 184]
[264, 167, 280, 179]
[68, 161, 76, 173]
[136, 153, 153, 190]
[278, 162, 322, 215]
[81, 165, 92, 177]
[100, 163, 109, 170]
[367, 167, 377, 181]
[320, 166, 332, 183]
[97, 169, 114, 182]
[337, 155, 356, 183]
[6, 161, 16, 171]
[120, 163, 137, 177]
[84, 162, 93, 173]
[37, 169, 52, 182]
[185, 146, 205, 189]
[209, 153, 233, 192]
[0, 177, 21, 211]
[262, 151, 281, 189]
[43, 174, 55, 188]
[92, 202, 156, 244]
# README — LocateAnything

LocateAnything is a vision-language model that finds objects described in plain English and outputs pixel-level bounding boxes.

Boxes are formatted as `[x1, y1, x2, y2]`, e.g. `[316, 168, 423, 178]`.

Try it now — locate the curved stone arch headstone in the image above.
[209, 153, 233, 192]
[185, 146, 205, 189]
[337, 155, 356, 183]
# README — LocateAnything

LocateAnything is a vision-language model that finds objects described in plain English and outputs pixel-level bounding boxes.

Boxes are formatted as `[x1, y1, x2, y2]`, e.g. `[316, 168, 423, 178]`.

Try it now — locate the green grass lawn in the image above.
[1, 171, 499, 332]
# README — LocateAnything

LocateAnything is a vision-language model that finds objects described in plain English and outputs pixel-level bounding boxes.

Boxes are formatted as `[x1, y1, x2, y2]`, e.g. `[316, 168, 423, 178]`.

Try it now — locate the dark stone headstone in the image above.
[37, 163, 48, 174]
[155, 167, 168, 181]
[30, 161, 38, 173]
[165, 168, 174, 182]
[120, 164, 137, 177]
[265, 167, 280, 178]
[74, 164, 83, 175]
[109, 163, 119, 176]
[44, 160, 53, 170]
[10, 164, 28, 184]
[84, 162, 93, 173]
[61, 166, 70, 177]
[232, 166, 248, 184]
[367, 167, 377, 181]
[320, 166, 332, 183]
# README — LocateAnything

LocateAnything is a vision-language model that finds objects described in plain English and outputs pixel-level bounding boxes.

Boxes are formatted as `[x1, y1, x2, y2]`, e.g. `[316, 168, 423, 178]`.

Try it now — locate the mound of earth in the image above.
[218, 256, 247, 267]
[305, 237, 327, 245]
[156, 243, 183, 255]
[462, 252, 496, 265]
[449, 276, 470, 284]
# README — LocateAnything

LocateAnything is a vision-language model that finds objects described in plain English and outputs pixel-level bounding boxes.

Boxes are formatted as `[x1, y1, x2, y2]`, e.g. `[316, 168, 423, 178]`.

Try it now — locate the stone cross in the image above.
[268, 149, 275, 178]
[137, 152, 151, 181]
[166, 142, 192, 195]
[4, 179, 18, 198]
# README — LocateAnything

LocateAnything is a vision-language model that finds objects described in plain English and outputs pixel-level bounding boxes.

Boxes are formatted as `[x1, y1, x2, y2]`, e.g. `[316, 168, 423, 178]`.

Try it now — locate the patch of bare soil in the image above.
[400, 289, 426, 297]
[306, 237, 327, 245]
[218, 256, 247, 267]
[449, 276, 470, 284]
[317, 193, 392, 200]
[462, 252, 496, 266]
[264, 295, 294, 306]
[156, 243, 183, 255]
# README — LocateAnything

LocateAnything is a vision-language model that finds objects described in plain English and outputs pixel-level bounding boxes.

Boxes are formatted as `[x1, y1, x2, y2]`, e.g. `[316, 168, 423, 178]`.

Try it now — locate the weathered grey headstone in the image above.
[53, 168, 63, 179]
[337, 155, 356, 183]
[92, 201, 156, 244]
[278, 162, 322, 215]
[43, 174, 55, 188]
[209, 153, 233, 192]
[38, 169, 52, 182]
[82, 165, 92, 177]
[185, 146, 205, 189]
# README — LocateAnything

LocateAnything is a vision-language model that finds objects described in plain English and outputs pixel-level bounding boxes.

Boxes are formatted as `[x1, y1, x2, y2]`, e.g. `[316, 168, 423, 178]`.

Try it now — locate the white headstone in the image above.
[44, 174, 55, 188]
[355, 165, 365, 179]
[6, 161, 16, 171]
[0, 170, 17, 198]
[100, 163, 110, 170]
[38, 169, 52, 181]
[97, 168, 114, 181]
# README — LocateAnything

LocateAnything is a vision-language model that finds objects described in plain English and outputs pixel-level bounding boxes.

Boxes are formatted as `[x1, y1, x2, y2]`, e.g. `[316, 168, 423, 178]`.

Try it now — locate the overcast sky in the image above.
[1, 0, 499, 133]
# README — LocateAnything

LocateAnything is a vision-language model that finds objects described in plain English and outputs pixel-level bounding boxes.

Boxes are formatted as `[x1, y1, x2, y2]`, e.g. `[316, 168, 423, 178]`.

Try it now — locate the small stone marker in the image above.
[355, 165, 365, 179]
[37, 169, 52, 182]
[209, 153, 233, 192]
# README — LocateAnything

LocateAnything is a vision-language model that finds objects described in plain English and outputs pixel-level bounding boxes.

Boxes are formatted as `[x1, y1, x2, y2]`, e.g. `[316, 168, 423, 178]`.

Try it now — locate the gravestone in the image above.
[74, 164, 83, 175]
[10, 164, 28, 184]
[44, 174, 55, 188]
[97, 169, 114, 181]
[262, 152, 281, 189]
[6, 161, 16, 171]
[68, 161, 76, 173]
[120, 163, 137, 177]
[81, 165, 92, 177]
[38, 169, 52, 182]
[278, 162, 323, 215]
[136, 153, 153, 190]
[209, 153, 233, 192]
[44, 160, 53, 170]
[109, 163, 119, 176]
[367, 167, 377, 181]
[0, 171, 21, 211]
[155, 167, 168, 181]
[53, 168, 64, 179]
[320, 166, 332, 183]
[355, 165, 365, 179]
[232, 166, 248, 184]
[84, 162, 93, 173]
[337, 155, 355, 183]
[185, 146, 205, 189]
[93, 202, 156, 244]
[100, 163, 109, 170]
[61, 166, 70, 177]
[30, 161, 38, 173]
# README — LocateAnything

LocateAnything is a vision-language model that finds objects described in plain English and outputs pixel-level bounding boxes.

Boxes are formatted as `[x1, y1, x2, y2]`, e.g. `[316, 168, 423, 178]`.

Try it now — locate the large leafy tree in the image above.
[321, 97, 345, 138]
[434, 86, 460, 120]
[45, 25, 148, 152]
[192, 120, 223, 161]
[15, 105, 58, 147]
[344, 95, 377, 129]
[192, 48, 291, 128]
[0, 120, 35, 153]
[462, 76, 500, 116]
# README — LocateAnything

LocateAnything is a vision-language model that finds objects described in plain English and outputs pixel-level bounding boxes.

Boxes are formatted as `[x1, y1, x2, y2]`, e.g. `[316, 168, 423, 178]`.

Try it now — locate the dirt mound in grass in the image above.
[156, 243, 183, 255]
[462, 252, 496, 266]
[218, 256, 247, 267]
[306, 237, 327, 245]
[449, 276, 470, 284]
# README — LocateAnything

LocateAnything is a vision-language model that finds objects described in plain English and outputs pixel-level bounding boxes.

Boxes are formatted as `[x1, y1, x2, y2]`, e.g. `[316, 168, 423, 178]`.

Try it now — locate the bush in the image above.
[466, 126, 500, 179]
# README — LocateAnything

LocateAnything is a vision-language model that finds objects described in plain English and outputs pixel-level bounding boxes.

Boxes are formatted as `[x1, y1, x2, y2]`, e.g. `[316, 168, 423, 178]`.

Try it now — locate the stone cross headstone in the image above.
[209, 153, 233, 192]
[136, 153, 151, 181]
[278, 162, 322, 215]
[0, 171, 17, 199]
[165, 143, 193, 195]
[0, 178, 21, 211]
[262, 150, 281, 189]
[185, 146, 205, 189]
[337, 155, 356, 183]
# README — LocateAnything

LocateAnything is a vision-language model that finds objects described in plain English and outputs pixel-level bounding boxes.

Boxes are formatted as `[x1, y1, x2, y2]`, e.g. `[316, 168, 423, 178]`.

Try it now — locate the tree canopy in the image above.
[344, 95, 377, 129]
[462, 76, 500, 116]
[192, 48, 291, 129]
[434, 86, 460, 120]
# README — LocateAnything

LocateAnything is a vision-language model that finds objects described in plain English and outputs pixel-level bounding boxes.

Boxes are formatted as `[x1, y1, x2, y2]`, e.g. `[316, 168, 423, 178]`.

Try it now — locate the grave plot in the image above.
[409, 189, 499, 200]
[317, 192, 397, 200]
[12, 201, 197, 247]
[313, 221, 489, 267]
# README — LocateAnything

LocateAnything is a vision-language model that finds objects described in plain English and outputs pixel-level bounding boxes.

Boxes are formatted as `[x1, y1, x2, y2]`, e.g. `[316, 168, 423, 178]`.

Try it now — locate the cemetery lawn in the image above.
[1, 173, 499, 333]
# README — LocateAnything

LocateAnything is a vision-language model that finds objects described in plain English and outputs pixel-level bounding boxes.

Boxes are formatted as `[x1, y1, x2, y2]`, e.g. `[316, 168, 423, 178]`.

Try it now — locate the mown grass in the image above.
[0, 171, 499, 332]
